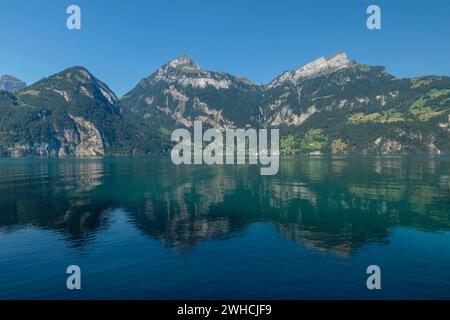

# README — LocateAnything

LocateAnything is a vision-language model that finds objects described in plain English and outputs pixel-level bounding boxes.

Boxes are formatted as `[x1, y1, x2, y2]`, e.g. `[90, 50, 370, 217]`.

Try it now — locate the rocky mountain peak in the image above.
[146, 55, 236, 90]
[293, 52, 350, 79]
[0, 74, 27, 92]
[28, 66, 120, 108]
[268, 52, 352, 88]
[167, 55, 201, 73]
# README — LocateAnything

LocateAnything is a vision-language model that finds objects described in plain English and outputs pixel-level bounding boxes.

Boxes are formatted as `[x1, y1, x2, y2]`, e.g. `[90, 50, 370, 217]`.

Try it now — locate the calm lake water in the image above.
[0, 157, 449, 299]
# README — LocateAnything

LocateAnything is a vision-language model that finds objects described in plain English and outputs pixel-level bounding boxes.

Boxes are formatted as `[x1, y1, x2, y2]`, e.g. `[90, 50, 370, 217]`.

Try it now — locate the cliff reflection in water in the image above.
[0, 157, 449, 256]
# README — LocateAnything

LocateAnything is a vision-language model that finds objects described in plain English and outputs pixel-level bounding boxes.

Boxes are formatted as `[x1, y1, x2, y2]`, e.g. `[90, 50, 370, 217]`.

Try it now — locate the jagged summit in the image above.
[167, 55, 201, 72]
[293, 52, 350, 78]
[144, 55, 235, 90]
[268, 52, 352, 88]
[147, 55, 204, 85]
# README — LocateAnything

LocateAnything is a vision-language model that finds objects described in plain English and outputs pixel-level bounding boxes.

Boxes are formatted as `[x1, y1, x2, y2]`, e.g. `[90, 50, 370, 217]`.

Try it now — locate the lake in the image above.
[0, 157, 449, 299]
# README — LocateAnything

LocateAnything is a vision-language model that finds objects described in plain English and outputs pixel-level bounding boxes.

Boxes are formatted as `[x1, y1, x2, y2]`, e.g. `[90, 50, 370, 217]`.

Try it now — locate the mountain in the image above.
[0, 75, 26, 92]
[121, 55, 264, 131]
[0, 67, 163, 157]
[267, 52, 352, 89]
[1, 53, 450, 157]
[121, 53, 450, 155]
[263, 53, 450, 154]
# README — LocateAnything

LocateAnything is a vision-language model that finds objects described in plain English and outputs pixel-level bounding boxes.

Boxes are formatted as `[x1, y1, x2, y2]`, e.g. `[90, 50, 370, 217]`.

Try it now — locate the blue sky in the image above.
[1, 0, 450, 96]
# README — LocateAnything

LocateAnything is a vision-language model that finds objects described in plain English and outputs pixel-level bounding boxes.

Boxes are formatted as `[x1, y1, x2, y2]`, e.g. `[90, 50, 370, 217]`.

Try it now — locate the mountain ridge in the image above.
[1, 52, 450, 156]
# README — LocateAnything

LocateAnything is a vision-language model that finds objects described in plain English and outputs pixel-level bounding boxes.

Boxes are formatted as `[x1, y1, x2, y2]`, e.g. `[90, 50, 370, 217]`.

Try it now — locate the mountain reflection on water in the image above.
[0, 157, 449, 257]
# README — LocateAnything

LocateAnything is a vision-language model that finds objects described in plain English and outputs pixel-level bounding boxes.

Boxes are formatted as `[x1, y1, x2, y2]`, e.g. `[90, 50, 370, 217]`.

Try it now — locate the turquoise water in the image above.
[0, 157, 449, 299]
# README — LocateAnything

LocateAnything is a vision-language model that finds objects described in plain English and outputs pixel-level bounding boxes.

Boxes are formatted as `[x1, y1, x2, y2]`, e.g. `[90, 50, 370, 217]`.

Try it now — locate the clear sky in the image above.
[1, 0, 450, 96]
